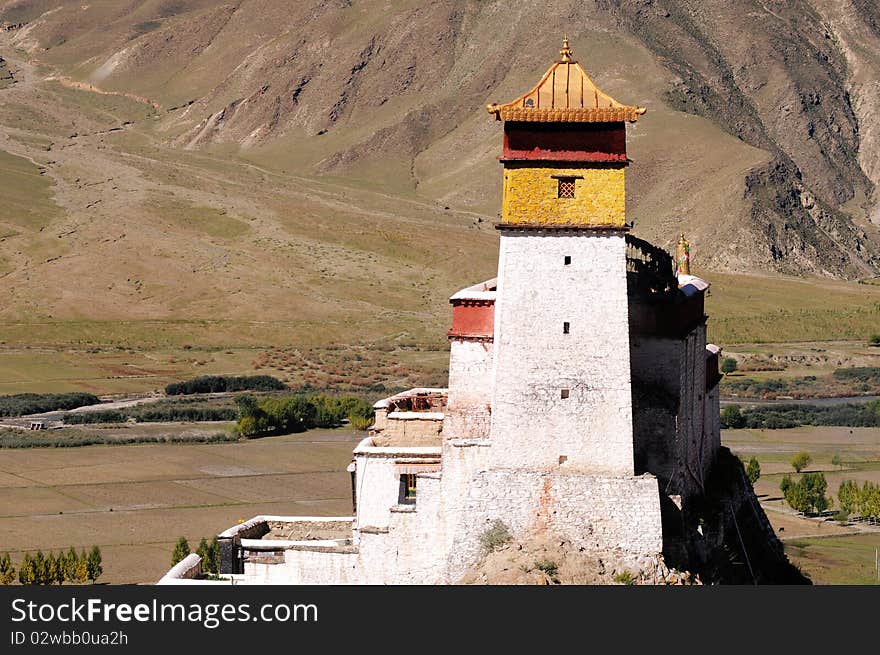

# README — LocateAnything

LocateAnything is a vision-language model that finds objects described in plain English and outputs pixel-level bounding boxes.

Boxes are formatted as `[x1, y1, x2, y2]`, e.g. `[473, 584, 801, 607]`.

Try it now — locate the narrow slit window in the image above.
[560, 389, 570, 399]
[564, 255, 571, 265]
[557, 177, 576, 199]
[400, 474, 417, 504]
[563, 322, 570, 334]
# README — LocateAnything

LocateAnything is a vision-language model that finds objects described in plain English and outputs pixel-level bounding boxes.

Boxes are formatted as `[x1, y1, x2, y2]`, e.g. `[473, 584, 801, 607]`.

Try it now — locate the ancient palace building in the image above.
[160, 40, 779, 586]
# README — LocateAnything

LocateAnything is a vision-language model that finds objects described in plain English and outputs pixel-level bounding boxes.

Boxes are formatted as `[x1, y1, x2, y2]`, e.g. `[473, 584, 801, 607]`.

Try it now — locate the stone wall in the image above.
[444, 470, 663, 581]
[372, 413, 443, 444]
[490, 232, 634, 474]
[630, 323, 716, 502]
[443, 338, 493, 440]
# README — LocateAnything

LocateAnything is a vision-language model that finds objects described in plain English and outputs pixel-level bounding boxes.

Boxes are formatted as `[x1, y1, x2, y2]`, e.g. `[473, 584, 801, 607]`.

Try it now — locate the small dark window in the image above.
[557, 178, 576, 199]
[399, 474, 417, 504]
[561, 389, 570, 399]
[564, 256, 571, 265]
[563, 322, 570, 334]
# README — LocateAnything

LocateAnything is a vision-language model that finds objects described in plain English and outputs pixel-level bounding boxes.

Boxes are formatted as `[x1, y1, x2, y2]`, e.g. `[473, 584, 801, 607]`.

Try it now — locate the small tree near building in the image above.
[172, 537, 191, 566]
[721, 357, 738, 375]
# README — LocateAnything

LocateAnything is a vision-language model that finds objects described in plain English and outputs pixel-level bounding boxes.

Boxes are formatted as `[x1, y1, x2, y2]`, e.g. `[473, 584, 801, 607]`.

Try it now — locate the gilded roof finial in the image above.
[560, 35, 573, 63]
[675, 233, 691, 277]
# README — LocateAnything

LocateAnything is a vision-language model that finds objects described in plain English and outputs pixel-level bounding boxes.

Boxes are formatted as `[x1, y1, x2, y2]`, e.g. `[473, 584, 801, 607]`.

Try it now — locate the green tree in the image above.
[784, 481, 811, 513]
[861, 481, 880, 521]
[801, 473, 829, 514]
[196, 537, 222, 575]
[745, 457, 761, 485]
[868, 334, 880, 347]
[18, 554, 36, 585]
[46, 552, 61, 586]
[52, 551, 66, 585]
[87, 546, 102, 583]
[783, 473, 830, 515]
[33, 551, 47, 585]
[196, 538, 211, 570]
[780, 474, 793, 495]
[171, 537, 191, 566]
[0, 552, 15, 585]
[838, 480, 860, 516]
[209, 536, 221, 574]
[720, 405, 746, 429]
[74, 550, 90, 584]
[831, 454, 843, 470]
[63, 546, 78, 583]
[791, 451, 812, 473]
[721, 357, 738, 375]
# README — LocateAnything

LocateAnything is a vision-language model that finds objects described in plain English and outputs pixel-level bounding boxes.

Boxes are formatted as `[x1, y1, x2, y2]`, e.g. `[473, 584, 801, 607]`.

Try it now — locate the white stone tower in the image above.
[486, 38, 646, 475]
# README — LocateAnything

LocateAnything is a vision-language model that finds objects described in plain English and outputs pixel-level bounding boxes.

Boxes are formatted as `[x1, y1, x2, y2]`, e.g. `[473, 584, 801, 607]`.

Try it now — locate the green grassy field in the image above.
[785, 535, 880, 585]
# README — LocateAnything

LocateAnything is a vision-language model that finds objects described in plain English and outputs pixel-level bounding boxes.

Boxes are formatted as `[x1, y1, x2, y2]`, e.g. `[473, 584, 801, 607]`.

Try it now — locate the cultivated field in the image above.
[723, 426, 880, 584]
[0, 428, 361, 584]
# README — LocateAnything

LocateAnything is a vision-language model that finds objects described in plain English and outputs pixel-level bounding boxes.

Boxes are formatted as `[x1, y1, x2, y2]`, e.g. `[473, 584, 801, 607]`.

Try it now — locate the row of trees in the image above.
[0, 547, 102, 585]
[721, 401, 880, 430]
[780, 473, 830, 515]
[0, 392, 100, 417]
[171, 537, 221, 575]
[165, 375, 286, 396]
[235, 393, 374, 438]
[837, 480, 880, 521]
[64, 406, 237, 424]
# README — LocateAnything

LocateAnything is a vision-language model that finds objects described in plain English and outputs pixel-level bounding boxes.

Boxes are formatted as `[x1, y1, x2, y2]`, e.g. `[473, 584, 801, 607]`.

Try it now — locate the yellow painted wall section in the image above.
[501, 165, 626, 227]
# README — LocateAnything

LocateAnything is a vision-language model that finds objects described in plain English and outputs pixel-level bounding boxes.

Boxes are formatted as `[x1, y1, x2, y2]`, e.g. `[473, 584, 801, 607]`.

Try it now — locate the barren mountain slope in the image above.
[1, 0, 879, 338]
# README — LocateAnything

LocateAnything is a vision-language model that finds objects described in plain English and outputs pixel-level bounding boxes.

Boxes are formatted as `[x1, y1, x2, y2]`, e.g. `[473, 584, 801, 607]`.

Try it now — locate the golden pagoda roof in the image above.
[486, 38, 646, 123]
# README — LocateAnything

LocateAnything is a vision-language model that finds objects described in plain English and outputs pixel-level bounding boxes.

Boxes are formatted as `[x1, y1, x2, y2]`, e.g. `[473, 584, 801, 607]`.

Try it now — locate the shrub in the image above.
[479, 520, 512, 553]
[720, 357, 738, 375]
[349, 415, 373, 431]
[534, 559, 559, 580]
[869, 335, 880, 347]
[613, 571, 636, 585]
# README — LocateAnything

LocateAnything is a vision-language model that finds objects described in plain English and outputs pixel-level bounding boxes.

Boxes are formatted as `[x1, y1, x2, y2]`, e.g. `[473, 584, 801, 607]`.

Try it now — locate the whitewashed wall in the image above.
[490, 232, 634, 474]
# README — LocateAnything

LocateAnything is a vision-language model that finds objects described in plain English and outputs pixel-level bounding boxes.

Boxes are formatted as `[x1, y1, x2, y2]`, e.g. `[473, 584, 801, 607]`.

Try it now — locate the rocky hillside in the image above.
[0, 0, 879, 306]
